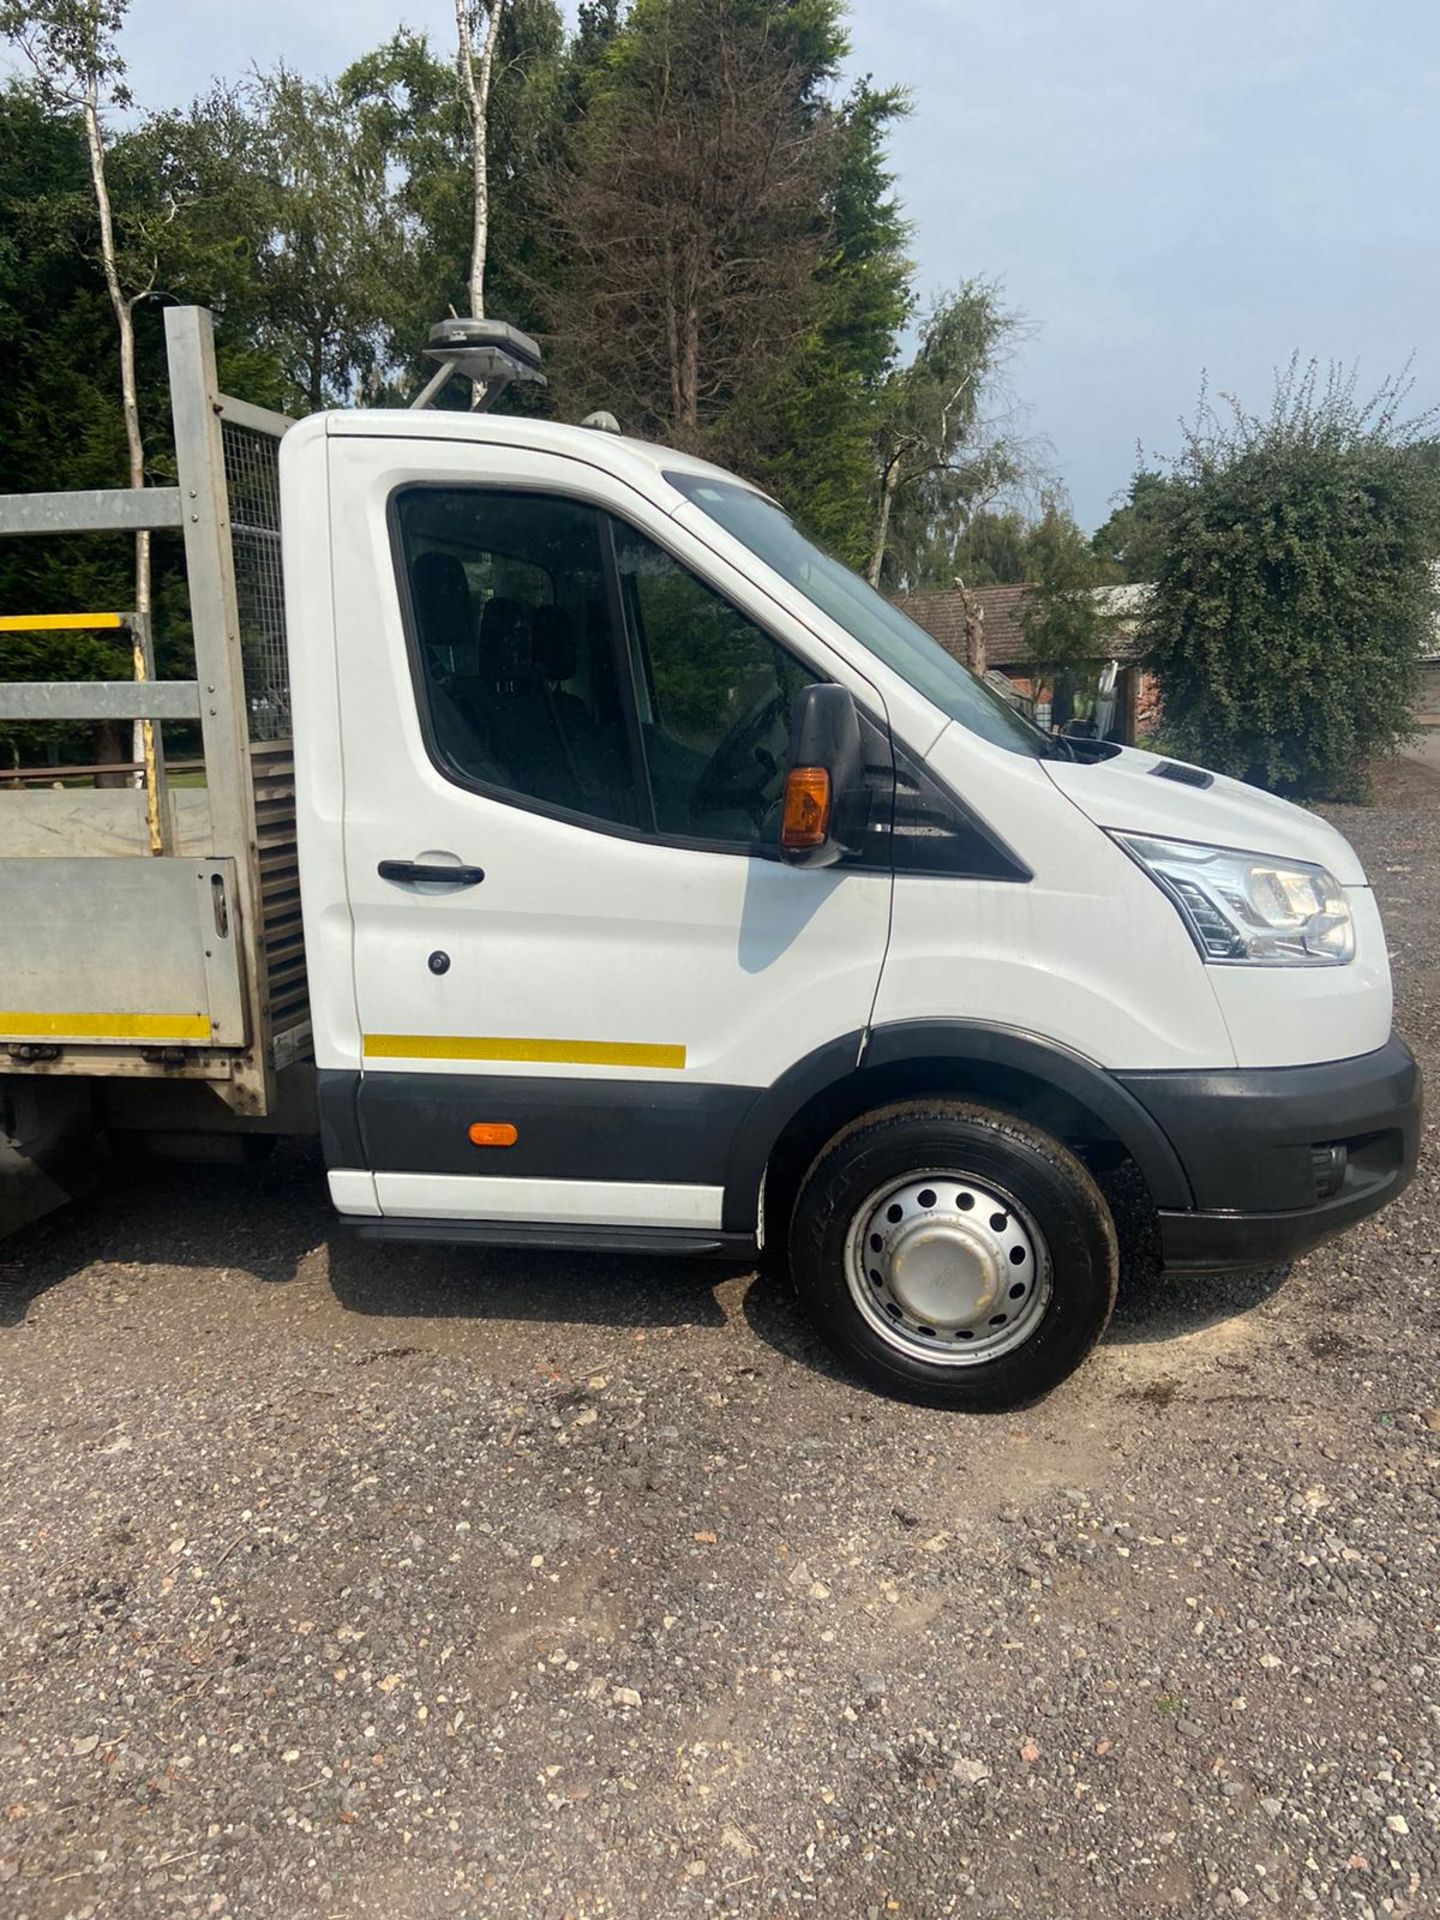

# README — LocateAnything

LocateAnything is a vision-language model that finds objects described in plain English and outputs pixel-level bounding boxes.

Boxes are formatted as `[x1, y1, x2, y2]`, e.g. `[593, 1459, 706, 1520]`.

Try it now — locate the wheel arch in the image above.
[722, 1020, 1192, 1241]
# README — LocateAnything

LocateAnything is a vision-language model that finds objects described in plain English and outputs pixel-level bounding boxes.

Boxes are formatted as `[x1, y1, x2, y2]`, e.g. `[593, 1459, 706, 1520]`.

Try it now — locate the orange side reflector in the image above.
[780, 766, 831, 850]
[468, 1122, 518, 1148]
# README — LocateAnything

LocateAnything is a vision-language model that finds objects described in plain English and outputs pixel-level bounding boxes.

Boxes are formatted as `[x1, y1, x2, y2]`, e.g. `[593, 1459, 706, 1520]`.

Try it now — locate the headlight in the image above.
[1116, 834, 1355, 966]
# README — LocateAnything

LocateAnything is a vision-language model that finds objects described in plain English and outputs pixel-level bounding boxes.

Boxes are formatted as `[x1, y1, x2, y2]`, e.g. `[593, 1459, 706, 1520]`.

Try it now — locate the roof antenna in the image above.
[410, 318, 547, 412]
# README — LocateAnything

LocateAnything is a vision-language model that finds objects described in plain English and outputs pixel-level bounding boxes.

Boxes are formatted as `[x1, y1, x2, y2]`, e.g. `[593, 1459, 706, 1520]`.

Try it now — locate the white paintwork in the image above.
[279, 406, 1403, 1227]
[301, 427, 898, 1229]
[328, 1169, 380, 1215]
[281, 421, 359, 1079]
[1039, 743, 1392, 1066]
[314, 430, 892, 1105]
[372, 1173, 724, 1228]
[1043, 744, 1370, 886]
[1207, 886, 1393, 1067]
[871, 724, 1238, 1070]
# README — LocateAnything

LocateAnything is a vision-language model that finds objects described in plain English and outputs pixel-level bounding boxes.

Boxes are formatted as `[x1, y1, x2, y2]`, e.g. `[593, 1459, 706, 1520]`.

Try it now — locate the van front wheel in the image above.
[788, 1100, 1118, 1409]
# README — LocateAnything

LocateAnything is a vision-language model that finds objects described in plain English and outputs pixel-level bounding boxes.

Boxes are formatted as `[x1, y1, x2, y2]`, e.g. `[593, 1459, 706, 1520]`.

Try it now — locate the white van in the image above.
[280, 403, 1419, 1409]
[0, 310, 1419, 1409]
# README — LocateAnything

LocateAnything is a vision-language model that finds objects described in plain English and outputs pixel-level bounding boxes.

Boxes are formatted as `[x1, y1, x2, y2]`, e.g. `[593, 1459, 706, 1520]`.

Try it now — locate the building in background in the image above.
[893, 584, 1155, 743]
[1419, 644, 1440, 734]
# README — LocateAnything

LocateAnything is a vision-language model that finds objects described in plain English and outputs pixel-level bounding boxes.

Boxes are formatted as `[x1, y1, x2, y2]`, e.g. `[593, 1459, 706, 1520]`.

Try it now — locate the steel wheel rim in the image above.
[843, 1169, 1052, 1367]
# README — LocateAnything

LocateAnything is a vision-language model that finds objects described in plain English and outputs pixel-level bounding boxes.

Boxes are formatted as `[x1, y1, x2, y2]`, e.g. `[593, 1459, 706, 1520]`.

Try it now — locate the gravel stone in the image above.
[0, 792, 1437, 1917]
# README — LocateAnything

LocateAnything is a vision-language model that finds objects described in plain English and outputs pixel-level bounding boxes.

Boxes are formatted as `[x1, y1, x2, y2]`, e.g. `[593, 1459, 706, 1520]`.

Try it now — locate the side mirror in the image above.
[779, 683, 867, 868]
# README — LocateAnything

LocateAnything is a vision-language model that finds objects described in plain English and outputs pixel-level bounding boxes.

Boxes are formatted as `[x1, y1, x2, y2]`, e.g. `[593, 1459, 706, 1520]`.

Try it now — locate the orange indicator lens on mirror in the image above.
[468, 1122, 518, 1148]
[780, 766, 832, 850]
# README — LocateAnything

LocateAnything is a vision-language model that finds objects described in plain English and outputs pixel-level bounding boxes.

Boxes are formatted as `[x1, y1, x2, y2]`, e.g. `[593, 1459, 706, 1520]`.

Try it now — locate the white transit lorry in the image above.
[0, 309, 1420, 1407]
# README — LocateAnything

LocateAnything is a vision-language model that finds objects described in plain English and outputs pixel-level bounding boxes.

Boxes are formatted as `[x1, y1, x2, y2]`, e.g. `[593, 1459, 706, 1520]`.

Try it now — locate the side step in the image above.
[348, 1217, 758, 1260]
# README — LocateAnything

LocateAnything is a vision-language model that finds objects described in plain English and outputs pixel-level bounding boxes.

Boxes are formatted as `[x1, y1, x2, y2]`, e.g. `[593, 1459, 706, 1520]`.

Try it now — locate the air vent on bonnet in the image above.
[1152, 761, 1214, 790]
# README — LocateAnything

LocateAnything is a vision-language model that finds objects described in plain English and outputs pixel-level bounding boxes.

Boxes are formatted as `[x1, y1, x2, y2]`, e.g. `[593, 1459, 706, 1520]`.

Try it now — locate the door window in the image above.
[395, 487, 812, 849]
[396, 488, 640, 827]
[611, 520, 810, 843]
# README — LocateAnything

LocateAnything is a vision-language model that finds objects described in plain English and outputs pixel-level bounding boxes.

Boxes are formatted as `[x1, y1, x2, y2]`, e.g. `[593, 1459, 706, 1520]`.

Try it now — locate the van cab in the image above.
[282, 405, 1421, 1408]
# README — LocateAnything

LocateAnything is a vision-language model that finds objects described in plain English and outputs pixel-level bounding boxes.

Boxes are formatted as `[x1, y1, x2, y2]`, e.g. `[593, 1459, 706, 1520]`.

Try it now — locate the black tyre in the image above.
[788, 1099, 1118, 1409]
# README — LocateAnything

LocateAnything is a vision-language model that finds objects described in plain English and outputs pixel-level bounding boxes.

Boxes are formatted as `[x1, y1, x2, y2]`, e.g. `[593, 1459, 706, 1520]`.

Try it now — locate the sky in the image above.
[49, 0, 1440, 528]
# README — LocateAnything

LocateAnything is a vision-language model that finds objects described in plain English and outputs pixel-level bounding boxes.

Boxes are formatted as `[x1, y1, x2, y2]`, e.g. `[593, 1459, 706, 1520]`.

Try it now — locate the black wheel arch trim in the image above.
[720, 1032, 868, 1233]
[720, 1019, 1194, 1232]
[861, 1021, 1194, 1211]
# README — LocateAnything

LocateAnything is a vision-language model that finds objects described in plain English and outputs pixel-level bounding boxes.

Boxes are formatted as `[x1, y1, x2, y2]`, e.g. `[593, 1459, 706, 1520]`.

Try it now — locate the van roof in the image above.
[320, 406, 766, 505]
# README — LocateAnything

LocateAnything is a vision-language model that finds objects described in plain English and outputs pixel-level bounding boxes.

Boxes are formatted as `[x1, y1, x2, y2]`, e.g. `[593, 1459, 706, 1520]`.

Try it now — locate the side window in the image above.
[395, 488, 817, 853]
[395, 488, 640, 828]
[611, 519, 810, 844]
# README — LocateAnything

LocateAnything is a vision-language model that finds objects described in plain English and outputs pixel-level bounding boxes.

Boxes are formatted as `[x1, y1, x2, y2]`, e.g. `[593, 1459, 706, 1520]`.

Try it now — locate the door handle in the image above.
[378, 859, 486, 889]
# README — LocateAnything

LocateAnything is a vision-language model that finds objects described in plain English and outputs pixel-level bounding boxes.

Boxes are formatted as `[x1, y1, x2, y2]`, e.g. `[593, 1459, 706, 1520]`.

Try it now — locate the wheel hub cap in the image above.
[844, 1174, 1051, 1367]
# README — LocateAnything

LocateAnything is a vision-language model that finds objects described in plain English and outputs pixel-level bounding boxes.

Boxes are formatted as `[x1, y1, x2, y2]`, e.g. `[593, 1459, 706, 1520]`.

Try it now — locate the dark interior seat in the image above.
[530, 605, 638, 820]
[478, 596, 533, 690]
[410, 551, 475, 679]
[529, 606, 590, 731]
[409, 551, 508, 782]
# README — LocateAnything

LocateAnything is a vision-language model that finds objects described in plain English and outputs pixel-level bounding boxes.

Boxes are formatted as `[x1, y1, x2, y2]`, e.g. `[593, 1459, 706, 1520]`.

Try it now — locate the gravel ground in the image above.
[1, 802, 1437, 1920]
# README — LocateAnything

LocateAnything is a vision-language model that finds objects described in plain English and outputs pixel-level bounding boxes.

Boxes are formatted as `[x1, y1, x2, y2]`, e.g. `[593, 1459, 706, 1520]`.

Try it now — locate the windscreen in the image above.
[666, 473, 1050, 758]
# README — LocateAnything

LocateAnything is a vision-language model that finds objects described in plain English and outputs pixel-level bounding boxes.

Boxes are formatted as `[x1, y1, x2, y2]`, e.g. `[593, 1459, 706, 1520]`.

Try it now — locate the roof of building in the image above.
[893, 583, 1148, 668]
[890, 585, 1026, 665]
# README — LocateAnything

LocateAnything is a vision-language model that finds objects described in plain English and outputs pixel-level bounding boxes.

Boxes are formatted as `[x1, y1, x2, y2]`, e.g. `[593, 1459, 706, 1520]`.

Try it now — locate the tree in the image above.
[337, 7, 564, 385]
[148, 62, 434, 412]
[1140, 362, 1440, 797]
[242, 68, 407, 409]
[1019, 498, 1116, 689]
[0, 83, 192, 767]
[1090, 469, 1176, 582]
[867, 281, 1025, 590]
[747, 77, 912, 567]
[459, 0, 565, 344]
[542, 0, 834, 450]
[453, 1, 507, 322]
[573, 0, 621, 61]
[0, 0, 152, 679]
[949, 506, 1032, 586]
[542, 0, 907, 563]
[123, 89, 295, 408]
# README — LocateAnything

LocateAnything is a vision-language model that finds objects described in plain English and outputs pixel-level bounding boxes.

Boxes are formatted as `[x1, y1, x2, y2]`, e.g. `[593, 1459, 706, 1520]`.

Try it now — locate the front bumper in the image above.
[1116, 1034, 1422, 1273]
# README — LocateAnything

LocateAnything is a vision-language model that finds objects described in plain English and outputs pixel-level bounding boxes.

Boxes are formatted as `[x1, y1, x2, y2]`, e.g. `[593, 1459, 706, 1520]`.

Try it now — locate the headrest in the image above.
[479, 596, 532, 682]
[411, 551, 471, 652]
[530, 606, 577, 683]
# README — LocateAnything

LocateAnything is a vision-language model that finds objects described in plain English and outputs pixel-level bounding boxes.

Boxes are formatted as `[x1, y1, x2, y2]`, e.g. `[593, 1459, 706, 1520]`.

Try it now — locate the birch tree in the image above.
[0, 1, 151, 640]
[454, 0, 507, 321]
[868, 282, 1024, 590]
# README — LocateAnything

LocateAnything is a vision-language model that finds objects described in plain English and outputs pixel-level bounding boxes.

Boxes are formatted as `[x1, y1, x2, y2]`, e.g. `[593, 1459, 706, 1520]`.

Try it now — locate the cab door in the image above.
[325, 431, 892, 1237]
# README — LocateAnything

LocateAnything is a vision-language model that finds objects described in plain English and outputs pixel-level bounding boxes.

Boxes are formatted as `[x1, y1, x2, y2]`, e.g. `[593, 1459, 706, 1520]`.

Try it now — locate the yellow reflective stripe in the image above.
[0, 612, 127, 632]
[0, 1010, 209, 1041]
[363, 1033, 687, 1071]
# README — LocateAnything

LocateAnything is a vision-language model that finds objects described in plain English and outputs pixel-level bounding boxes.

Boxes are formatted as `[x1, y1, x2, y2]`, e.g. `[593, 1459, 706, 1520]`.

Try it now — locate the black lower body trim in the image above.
[1159, 1189, 1397, 1272]
[1124, 1033, 1421, 1273]
[323, 1067, 756, 1187]
[348, 1217, 758, 1260]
